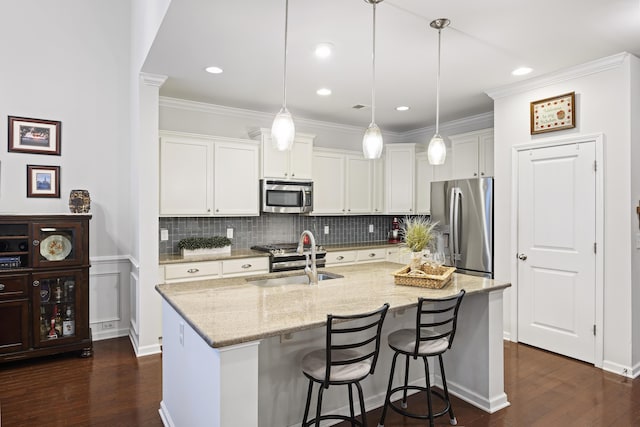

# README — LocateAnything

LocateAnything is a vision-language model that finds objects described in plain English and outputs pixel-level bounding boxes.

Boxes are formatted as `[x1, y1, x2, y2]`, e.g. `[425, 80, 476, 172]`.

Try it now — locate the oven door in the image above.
[262, 180, 313, 213]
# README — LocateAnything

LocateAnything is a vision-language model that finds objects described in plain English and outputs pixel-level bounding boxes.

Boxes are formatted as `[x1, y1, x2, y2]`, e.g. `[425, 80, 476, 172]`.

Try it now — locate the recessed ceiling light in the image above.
[316, 88, 332, 96]
[395, 106, 410, 111]
[512, 67, 532, 76]
[205, 66, 223, 74]
[314, 43, 333, 59]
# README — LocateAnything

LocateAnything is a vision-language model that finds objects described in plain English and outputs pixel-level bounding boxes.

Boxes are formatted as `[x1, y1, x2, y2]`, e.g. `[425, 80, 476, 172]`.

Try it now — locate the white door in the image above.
[517, 141, 596, 363]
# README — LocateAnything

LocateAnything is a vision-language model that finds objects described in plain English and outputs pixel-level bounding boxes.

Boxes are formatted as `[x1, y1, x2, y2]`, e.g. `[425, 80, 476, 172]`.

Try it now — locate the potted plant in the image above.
[400, 216, 438, 271]
[177, 236, 232, 258]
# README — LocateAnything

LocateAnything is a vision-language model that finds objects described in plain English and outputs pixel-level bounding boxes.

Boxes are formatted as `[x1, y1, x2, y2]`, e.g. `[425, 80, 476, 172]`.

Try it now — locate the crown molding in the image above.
[140, 72, 168, 87]
[159, 96, 404, 139]
[400, 111, 494, 140]
[486, 52, 629, 100]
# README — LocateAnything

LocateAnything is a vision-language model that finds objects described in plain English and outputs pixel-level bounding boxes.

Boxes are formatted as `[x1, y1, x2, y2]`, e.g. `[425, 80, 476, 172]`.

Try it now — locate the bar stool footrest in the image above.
[304, 414, 364, 427]
[386, 385, 451, 421]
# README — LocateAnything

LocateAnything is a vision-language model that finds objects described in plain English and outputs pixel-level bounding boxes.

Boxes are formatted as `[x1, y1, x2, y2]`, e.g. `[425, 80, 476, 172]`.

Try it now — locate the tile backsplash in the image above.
[159, 214, 405, 255]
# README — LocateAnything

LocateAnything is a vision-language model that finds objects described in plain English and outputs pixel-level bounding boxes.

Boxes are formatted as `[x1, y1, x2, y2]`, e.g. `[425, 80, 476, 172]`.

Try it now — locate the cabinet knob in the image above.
[369, 253, 376, 257]
[33, 239, 40, 246]
[208, 209, 211, 212]
[241, 264, 252, 269]
[336, 256, 344, 261]
[0, 284, 4, 291]
[480, 172, 485, 176]
[216, 209, 219, 213]
[348, 209, 351, 212]
[291, 173, 295, 177]
[187, 268, 200, 274]
[474, 172, 478, 176]
[32, 280, 40, 287]
[284, 172, 288, 177]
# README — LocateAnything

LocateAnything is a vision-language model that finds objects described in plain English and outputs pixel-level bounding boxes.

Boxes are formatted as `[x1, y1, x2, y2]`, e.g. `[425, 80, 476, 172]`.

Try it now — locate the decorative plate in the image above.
[40, 235, 72, 261]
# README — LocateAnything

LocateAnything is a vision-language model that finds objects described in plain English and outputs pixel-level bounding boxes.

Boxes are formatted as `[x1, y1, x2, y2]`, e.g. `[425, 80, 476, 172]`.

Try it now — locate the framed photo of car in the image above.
[27, 165, 60, 198]
[8, 116, 61, 155]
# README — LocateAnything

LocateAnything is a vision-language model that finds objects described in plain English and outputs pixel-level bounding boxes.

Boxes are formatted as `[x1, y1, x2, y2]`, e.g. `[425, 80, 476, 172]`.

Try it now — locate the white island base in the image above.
[158, 290, 509, 427]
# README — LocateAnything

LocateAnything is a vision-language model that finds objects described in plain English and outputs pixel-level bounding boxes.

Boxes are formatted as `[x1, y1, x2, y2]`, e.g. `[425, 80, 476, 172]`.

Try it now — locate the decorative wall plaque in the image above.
[530, 92, 575, 135]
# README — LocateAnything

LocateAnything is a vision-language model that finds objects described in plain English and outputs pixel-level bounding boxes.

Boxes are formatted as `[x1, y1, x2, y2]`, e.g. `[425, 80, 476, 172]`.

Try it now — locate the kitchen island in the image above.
[156, 261, 510, 427]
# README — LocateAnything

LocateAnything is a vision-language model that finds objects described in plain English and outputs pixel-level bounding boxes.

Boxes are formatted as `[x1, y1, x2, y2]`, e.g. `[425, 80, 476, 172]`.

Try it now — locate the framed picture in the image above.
[27, 165, 60, 198]
[530, 92, 575, 135]
[8, 116, 61, 155]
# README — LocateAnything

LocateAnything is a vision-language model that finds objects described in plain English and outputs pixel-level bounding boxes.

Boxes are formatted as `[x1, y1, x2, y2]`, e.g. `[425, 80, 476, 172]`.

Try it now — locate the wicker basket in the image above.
[393, 264, 455, 289]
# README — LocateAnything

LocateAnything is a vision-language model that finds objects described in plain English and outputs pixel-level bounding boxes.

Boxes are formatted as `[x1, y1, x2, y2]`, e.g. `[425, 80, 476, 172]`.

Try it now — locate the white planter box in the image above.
[181, 246, 231, 258]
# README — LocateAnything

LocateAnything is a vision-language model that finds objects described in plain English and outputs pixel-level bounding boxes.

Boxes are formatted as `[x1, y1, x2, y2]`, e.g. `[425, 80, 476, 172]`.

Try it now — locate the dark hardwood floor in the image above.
[1, 338, 639, 426]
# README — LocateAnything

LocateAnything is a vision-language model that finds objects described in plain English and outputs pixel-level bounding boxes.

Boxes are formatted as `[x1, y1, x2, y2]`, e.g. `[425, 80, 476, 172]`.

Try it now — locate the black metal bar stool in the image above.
[301, 303, 390, 427]
[378, 290, 465, 427]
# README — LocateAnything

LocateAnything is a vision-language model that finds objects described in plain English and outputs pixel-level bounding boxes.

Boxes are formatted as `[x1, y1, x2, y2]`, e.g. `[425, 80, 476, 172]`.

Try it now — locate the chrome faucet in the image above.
[297, 230, 318, 285]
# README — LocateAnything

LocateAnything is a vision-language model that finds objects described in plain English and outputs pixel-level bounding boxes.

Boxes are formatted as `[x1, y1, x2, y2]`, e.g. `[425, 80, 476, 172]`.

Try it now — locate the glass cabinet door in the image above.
[31, 270, 87, 348]
[31, 222, 88, 268]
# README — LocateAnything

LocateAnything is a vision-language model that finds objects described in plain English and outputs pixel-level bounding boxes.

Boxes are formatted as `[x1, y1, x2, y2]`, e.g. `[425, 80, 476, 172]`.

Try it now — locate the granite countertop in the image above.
[322, 241, 401, 251]
[156, 261, 510, 348]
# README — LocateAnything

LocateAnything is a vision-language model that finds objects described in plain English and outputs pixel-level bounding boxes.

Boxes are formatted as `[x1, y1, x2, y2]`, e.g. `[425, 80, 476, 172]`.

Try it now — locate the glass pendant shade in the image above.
[427, 134, 446, 165]
[271, 107, 295, 151]
[362, 122, 383, 159]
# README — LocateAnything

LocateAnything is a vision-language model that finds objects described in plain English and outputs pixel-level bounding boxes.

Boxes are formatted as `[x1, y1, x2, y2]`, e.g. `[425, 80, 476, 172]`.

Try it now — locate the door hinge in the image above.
[594, 242, 597, 254]
[593, 324, 596, 336]
[593, 160, 597, 172]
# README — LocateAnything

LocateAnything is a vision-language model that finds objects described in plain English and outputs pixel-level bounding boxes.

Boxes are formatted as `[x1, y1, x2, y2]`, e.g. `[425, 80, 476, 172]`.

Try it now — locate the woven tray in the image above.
[393, 264, 455, 289]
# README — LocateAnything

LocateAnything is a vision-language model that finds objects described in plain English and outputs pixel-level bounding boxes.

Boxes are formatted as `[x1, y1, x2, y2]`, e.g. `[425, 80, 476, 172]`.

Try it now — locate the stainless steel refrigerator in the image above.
[430, 177, 493, 278]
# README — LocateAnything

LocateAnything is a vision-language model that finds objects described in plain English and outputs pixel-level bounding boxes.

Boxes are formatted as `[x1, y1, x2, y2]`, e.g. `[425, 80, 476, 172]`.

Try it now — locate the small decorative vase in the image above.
[69, 189, 91, 213]
[409, 251, 424, 272]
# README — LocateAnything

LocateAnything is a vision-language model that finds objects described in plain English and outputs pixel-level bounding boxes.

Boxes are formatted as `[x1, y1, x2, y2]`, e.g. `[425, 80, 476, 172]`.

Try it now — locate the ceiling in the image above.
[143, 0, 640, 133]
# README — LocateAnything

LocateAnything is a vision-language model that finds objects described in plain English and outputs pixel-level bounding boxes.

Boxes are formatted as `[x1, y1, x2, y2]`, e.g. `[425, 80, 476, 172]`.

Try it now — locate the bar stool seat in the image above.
[301, 303, 390, 427]
[378, 290, 465, 427]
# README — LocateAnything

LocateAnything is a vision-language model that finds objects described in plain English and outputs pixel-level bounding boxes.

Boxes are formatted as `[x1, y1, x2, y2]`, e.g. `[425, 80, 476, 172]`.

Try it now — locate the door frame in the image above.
[510, 132, 604, 367]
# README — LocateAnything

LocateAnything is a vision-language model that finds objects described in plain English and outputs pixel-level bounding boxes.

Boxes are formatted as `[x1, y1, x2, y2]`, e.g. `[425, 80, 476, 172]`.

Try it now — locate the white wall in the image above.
[489, 52, 639, 375]
[0, 1, 133, 339]
[630, 56, 640, 371]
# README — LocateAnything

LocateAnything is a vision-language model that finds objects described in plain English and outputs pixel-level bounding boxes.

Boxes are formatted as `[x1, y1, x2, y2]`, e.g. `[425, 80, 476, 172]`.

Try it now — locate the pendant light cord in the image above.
[282, 0, 289, 109]
[371, 2, 377, 124]
[435, 27, 441, 135]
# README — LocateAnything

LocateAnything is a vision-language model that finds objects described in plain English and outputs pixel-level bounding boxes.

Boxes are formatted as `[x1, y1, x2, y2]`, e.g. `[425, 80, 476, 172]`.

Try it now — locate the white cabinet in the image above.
[415, 152, 435, 214]
[160, 133, 213, 216]
[249, 128, 314, 180]
[325, 250, 357, 266]
[160, 131, 259, 217]
[312, 150, 345, 214]
[221, 257, 269, 277]
[312, 149, 374, 215]
[213, 140, 259, 216]
[162, 256, 269, 283]
[356, 248, 386, 262]
[325, 247, 386, 266]
[386, 247, 411, 265]
[372, 158, 385, 214]
[450, 128, 494, 179]
[385, 144, 416, 214]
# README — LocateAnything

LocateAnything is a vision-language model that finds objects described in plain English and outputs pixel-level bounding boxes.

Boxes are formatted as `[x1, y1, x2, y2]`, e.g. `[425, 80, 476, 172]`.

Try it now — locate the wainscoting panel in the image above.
[89, 256, 131, 341]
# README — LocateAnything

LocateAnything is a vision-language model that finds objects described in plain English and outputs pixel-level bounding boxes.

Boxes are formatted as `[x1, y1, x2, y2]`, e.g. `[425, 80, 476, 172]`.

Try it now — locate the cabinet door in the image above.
[214, 141, 259, 216]
[479, 132, 494, 177]
[415, 153, 435, 214]
[31, 221, 88, 268]
[345, 156, 372, 214]
[290, 139, 313, 180]
[262, 136, 290, 179]
[0, 299, 29, 354]
[372, 158, 385, 214]
[385, 145, 415, 214]
[160, 137, 213, 216]
[31, 269, 88, 348]
[312, 152, 345, 214]
[452, 134, 480, 179]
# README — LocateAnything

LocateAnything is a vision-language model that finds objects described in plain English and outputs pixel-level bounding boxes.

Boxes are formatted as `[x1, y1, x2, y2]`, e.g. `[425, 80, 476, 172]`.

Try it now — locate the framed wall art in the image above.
[27, 165, 60, 198]
[8, 116, 61, 155]
[530, 92, 575, 135]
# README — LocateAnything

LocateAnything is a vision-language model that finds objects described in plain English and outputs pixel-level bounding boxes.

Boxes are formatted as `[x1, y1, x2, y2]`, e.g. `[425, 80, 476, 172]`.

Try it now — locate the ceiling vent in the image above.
[352, 104, 368, 110]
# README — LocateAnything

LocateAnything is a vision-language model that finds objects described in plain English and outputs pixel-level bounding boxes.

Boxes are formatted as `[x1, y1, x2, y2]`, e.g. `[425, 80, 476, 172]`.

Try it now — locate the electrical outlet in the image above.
[160, 228, 169, 241]
[369, 224, 374, 233]
[179, 322, 184, 346]
[101, 321, 115, 330]
[227, 228, 233, 239]
[324, 225, 329, 234]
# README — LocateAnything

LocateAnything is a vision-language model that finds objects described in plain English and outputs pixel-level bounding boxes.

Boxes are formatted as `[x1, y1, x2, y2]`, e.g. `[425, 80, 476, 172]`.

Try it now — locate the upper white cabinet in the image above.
[160, 131, 260, 217]
[372, 158, 384, 214]
[249, 128, 314, 180]
[385, 144, 416, 215]
[312, 149, 374, 215]
[450, 128, 494, 179]
[415, 152, 434, 214]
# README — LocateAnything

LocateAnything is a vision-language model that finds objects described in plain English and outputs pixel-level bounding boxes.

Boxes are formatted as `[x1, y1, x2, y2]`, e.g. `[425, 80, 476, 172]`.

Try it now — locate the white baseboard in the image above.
[129, 331, 162, 357]
[602, 360, 635, 378]
[92, 327, 129, 341]
[159, 401, 174, 427]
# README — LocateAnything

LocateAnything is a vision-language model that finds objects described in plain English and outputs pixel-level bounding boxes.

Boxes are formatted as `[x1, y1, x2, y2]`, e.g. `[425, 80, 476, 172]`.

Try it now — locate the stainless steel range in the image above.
[251, 243, 326, 272]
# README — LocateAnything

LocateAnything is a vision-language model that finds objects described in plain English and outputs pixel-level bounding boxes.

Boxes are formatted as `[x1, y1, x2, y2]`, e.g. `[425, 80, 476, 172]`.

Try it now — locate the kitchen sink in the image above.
[247, 272, 343, 287]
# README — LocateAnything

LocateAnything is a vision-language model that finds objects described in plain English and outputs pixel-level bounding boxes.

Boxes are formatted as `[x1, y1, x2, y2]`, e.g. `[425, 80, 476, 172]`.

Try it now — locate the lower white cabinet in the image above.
[160, 131, 259, 217]
[325, 247, 389, 267]
[325, 251, 358, 266]
[221, 257, 269, 277]
[162, 256, 269, 283]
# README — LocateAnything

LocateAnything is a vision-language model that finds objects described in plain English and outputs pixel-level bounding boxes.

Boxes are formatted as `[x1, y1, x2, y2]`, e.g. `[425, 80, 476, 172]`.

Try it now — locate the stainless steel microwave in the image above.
[261, 179, 313, 214]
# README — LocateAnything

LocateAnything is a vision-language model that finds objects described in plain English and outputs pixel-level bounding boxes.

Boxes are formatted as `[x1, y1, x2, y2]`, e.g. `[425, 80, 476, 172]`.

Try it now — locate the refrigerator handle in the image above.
[450, 187, 462, 262]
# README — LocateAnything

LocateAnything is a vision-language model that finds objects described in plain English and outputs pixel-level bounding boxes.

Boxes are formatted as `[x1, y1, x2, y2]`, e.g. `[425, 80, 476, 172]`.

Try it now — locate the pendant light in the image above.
[427, 18, 450, 165]
[271, 0, 295, 151]
[362, 0, 384, 160]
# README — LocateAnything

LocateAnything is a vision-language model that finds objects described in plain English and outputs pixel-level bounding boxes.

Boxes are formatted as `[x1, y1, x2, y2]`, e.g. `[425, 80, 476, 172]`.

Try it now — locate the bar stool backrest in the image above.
[323, 303, 390, 387]
[415, 290, 466, 355]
